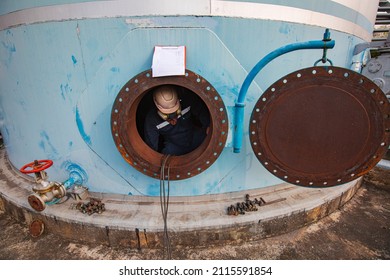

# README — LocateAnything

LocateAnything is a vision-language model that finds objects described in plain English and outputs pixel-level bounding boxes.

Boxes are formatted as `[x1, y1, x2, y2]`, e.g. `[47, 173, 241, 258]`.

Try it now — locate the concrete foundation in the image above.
[0, 148, 361, 249]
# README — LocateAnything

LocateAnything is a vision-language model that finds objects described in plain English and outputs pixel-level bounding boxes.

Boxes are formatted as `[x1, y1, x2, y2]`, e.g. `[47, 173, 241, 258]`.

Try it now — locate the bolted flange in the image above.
[28, 194, 46, 212]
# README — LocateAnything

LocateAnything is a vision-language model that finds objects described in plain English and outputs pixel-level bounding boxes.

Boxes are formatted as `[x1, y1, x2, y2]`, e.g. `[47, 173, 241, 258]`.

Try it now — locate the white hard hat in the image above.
[153, 85, 180, 114]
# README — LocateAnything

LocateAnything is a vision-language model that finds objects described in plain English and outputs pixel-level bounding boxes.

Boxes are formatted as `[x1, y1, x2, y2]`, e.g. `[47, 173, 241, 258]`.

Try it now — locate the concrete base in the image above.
[0, 149, 361, 249]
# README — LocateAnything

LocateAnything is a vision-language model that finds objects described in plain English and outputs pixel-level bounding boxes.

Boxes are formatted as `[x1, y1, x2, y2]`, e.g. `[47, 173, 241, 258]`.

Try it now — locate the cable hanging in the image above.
[160, 154, 172, 259]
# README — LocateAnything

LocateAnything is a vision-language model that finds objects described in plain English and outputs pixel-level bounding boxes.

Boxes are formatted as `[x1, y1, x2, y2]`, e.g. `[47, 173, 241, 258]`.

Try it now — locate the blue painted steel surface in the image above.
[0, 0, 379, 196]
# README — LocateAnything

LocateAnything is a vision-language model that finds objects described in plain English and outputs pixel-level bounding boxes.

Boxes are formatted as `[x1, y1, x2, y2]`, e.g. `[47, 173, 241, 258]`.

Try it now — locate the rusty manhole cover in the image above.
[250, 66, 389, 187]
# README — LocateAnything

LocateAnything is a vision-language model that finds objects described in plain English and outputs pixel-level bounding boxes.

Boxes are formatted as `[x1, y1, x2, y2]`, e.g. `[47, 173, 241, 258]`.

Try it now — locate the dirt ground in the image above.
[0, 166, 389, 260]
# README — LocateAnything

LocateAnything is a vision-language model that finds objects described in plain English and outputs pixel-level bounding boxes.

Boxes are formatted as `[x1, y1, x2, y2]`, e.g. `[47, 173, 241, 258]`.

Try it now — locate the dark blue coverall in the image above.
[144, 94, 210, 156]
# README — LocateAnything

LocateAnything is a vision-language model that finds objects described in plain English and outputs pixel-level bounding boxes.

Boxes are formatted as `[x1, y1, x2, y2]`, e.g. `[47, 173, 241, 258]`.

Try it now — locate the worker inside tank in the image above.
[144, 85, 210, 155]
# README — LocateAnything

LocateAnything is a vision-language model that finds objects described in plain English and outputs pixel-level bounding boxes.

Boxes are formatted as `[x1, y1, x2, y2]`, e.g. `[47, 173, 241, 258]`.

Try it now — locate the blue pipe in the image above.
[63, 163, 88, 189]
[46, 167, 86, 205]
[62, 171, 84, 189]
[233, 36, 335, 153]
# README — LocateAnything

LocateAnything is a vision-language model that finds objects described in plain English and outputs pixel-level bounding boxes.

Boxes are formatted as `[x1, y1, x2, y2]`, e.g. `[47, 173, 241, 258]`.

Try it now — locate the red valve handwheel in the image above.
[20, 159, 53, 174]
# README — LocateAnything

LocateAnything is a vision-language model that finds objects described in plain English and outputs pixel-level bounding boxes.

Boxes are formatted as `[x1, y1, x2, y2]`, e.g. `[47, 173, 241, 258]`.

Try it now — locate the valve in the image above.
[28, 181, 66, 212]
[19, 159, 86, 212]
[20, 159, 53, 182]
[20, 159, 66, 211]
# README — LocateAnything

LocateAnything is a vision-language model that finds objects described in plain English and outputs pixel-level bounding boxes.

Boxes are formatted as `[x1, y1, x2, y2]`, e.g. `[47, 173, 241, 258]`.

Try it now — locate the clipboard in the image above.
[152, 46, 186, 77]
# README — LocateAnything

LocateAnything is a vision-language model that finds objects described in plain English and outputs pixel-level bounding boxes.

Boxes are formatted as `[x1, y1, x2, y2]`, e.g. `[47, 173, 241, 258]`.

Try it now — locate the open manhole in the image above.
[111, 69, 228, 180]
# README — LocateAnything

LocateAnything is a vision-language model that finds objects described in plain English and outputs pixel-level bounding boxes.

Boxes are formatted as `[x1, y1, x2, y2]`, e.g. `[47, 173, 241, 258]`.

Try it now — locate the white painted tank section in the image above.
[0, 0, 378, 41]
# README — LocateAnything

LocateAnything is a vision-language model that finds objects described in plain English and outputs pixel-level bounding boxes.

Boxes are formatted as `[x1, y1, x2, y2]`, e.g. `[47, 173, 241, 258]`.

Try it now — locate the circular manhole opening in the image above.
[111, 69, 228, 180]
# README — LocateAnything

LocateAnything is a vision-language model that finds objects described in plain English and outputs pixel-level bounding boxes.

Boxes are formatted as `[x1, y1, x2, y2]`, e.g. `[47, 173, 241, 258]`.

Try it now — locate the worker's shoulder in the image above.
[144, 109, 160, 126]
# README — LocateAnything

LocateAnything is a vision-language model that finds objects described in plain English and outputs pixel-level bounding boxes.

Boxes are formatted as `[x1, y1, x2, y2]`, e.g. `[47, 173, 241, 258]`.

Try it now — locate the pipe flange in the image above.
[65, 163, 88, 184]
[28, 194, 46, 212]
[53, 183, 67, 198]
[29, 219, 45, 238]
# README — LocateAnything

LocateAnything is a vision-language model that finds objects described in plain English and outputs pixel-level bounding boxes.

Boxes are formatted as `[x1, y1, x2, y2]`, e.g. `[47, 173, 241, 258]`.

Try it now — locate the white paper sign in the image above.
[152, 46, 186, 77]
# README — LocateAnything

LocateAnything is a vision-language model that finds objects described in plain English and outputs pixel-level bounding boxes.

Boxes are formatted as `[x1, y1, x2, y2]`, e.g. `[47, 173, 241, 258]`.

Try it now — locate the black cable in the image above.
[160, 154, 172, 259]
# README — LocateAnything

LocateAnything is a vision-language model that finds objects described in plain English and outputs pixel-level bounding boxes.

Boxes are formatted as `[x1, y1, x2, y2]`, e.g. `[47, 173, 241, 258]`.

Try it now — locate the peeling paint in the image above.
[71, 55, 77, 65]
[60, 83, 72, 100]
[0, 38, 16, 67]
[75, 107, 91, 146]
[279, 23, 291, 34]
[39, 131, 58, 158]
[1, 41, 15, 53]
